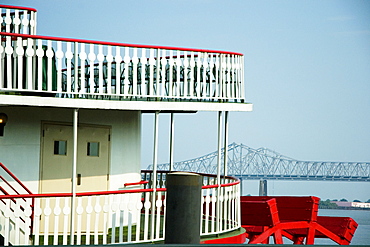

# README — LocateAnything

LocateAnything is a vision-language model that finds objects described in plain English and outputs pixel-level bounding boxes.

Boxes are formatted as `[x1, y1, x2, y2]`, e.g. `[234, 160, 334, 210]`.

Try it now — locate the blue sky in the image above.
[6, 0, 370, 201]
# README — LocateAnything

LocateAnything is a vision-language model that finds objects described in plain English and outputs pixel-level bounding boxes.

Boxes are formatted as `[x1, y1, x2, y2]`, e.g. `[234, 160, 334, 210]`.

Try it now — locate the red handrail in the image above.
[0, 5, 37, 12]
[0, 162, 32, 194]
[0, 32, 243, 56]
[124, 181, 149, 187]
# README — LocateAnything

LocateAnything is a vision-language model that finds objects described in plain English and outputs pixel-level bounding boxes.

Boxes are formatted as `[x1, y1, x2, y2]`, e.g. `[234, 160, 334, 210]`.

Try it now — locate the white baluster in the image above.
[114, 47, 122, 95]
[62, 197, 70, 245]
[132, 48, 138, 96]
[143, 192, 151, 241]
[123, 47, 130, 96]
[14, 200, 22, 246]
[205, 190, 211, 234]
[13, 10, 20, 33]
[155, 49, 161, 97]
[55, 40, 62, 93]
[79, 43, 87, 93]
[65, 42, 73, 93]
[214, 55, 220, 98]
[106, 46, 113, 95]
[23, 203, 32, 245]
[140, 48, 147, 96]
[46, 40, 54, 92]
[196, 53, 201, 97]
[16, 37, 24, 89]
[148, 49, 155, 96]
[176, 50, 181, 97]
[162, 194, 167, 239]
[44, 198, 52, 245]
[202, 53, 208, 98]
[85, 196, 93, 245]
[30, 11, 37, 35]
[209, 54, 214, 99]
[55, 41, 63, 93]
[168, 50, 174, 97]
[155, 192, 162, 239]
[111, 200, 118, 244]
[36, 39, 45, 91]
[97, 45, 105, 94]
[4, 9, 11, 33]
[211, 188, 216, 233]
[183, 51, 189, 97]
[102, 195, 109, 244]
[26, 38, 34, 90]
[93, 196, 102, 245]
[160, 50, 166, 97]
[21, 11, 29, 34]
[3, 200, 11, 246]
[189, 52, 195, 97]
[76, 197, 83, 245]
[226, 55, 231, 99]
[118, 194, 127, 243]
[53, 197, 61, 245]
[135, 194, 143, 242]
[33, 199, 42, 246]
[88, 44, 96, 94]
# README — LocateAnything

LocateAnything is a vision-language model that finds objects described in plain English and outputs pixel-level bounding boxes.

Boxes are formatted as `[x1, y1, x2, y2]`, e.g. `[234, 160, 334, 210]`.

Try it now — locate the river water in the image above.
[316, 209, 370, 245]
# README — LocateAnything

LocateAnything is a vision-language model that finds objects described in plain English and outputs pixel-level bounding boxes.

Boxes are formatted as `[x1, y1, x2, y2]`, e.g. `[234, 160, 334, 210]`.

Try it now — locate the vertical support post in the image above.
[223, 111, 229, 180]
[70, 108, 78, 245]
[217, 111, 222, 185]
[165, 172, 202, 244]
[169, 113, 175, 171]
[151, 111, 159, 240]
[216, 111, 222, 233]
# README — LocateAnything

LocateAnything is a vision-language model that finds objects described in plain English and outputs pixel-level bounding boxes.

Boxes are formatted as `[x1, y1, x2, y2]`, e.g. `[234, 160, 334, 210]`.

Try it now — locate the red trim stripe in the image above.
[0, 5, 37, 12]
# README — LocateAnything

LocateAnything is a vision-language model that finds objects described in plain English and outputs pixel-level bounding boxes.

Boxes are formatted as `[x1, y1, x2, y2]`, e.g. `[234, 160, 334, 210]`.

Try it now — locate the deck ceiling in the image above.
[0, 95, 253, 112]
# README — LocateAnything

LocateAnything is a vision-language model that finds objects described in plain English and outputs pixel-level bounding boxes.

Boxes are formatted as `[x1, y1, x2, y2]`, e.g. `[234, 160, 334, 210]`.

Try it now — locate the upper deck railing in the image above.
[1, 5, 37, 35]
[0, 32, 245, 103]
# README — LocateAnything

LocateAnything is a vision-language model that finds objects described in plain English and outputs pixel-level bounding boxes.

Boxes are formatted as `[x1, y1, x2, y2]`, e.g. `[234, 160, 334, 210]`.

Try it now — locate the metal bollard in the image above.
[165, 172, 202, 244]
[259, 179, 267, 196]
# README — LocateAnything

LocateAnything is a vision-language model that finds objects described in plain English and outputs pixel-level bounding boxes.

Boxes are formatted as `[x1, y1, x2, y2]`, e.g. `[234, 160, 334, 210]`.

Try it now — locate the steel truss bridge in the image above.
[148, 143, 370, 182]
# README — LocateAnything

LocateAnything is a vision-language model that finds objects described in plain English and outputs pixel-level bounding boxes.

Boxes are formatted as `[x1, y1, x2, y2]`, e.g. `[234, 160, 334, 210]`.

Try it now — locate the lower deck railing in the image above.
[0, 171, 240, 246]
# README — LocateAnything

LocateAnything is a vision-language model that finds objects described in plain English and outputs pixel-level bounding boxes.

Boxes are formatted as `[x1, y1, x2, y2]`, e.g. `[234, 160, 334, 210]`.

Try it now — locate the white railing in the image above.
[0, 32, 245, 102]
[0, 5, 37, 35]
[0, 171, 240, 245]
[141, 170, 241, 237]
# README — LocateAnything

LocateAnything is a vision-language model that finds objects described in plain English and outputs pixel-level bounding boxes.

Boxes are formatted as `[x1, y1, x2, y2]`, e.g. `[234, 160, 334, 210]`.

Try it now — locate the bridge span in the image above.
[148, 143, 370, 182]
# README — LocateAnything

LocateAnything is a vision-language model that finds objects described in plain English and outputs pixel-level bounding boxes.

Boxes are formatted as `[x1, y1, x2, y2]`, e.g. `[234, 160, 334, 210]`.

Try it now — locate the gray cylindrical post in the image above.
[165, 172, 202, 244]
[259, 179, 267, 196]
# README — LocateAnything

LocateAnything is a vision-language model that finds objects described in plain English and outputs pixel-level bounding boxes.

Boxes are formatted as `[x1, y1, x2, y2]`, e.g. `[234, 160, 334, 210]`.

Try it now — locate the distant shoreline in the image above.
[319, 206, 370, 211]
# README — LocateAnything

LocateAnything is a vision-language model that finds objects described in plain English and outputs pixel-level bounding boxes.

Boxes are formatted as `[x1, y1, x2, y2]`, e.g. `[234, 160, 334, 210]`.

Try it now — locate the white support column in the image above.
[151, 111, 159, 240]
[169, 113, 175, 171]
[70, 108, 78, 245]
[223, 111, 229, 180]
[217, 111, 222, 185]
[216, 111, 222, 233]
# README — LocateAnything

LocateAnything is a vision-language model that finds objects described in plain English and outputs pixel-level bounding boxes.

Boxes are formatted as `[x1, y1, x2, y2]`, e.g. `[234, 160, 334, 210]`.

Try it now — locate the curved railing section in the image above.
[0, 5, 37, 35]
[142, 170, 241, 237]
[0, 32, 245, 103]
[0, 170, 240, 246]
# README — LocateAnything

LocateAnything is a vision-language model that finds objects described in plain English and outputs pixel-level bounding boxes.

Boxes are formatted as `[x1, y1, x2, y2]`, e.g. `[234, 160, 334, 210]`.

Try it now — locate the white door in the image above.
[40, 123, 110, 194]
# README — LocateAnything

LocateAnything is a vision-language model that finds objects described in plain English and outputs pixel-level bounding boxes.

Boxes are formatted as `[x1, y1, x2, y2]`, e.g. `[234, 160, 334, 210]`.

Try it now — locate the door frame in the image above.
[39, 121, 112, 194]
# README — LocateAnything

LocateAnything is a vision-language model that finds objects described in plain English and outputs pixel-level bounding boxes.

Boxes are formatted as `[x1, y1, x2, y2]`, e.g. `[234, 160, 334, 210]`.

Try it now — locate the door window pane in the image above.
[87, 142, 99, 157]
[54, 140, 67, 155]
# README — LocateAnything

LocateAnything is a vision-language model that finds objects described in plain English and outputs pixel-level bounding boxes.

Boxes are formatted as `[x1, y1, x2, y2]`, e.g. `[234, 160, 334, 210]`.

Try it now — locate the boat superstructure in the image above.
[0, 4, 252, 245]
